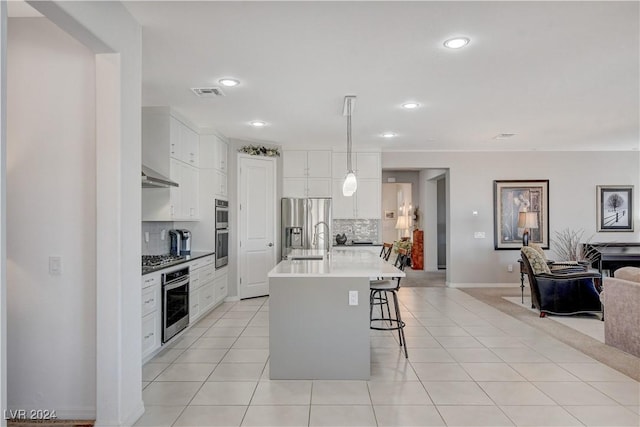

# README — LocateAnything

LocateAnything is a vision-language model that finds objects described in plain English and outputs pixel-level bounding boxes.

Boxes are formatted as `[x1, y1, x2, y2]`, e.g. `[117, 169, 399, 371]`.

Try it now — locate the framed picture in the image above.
[494, 180, 549, 250]
[384, 210, 396, 220]
[596, 185, 634, 231]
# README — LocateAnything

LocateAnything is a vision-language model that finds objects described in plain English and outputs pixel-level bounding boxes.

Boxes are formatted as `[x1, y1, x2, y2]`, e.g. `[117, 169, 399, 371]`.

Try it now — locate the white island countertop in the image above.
[269, 249, 405, 278]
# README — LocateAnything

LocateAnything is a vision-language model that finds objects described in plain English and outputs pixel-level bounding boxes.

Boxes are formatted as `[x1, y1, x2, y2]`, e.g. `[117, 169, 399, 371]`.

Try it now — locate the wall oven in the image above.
[162, 266, 189, 343]
[215, 199, 229, 229]
[216, 228, 229, 269]
[215, 199, 229, 269]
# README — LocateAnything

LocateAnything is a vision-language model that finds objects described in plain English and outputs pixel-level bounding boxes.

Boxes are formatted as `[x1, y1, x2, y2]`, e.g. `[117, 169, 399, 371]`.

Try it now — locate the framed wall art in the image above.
[596, 185, 634, 231]
[384, 210, 396, 220]
[494, 180, 549, 250]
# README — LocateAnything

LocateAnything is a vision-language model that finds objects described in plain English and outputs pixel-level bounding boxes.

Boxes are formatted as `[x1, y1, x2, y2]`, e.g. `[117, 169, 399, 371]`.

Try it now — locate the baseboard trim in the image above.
[224, 296, 240, 302]
[93, 400, 144, 427]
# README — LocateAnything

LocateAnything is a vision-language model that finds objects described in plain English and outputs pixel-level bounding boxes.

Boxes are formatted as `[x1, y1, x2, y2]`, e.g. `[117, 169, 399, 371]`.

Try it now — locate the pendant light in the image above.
[342, 96, 357, 197]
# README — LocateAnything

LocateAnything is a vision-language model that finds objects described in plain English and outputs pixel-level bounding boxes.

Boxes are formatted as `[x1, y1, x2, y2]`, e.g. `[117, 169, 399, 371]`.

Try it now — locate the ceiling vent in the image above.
[493, 133, 517, 140]
[191, 87, 225, 97]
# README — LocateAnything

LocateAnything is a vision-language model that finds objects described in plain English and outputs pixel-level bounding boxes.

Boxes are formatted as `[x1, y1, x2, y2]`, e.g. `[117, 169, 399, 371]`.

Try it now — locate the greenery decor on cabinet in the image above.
[238, 145, 280, 157]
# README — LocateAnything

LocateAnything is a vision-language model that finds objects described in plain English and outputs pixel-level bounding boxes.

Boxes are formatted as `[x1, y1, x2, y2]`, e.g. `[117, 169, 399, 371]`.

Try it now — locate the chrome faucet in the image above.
[312, 221, 330, 248]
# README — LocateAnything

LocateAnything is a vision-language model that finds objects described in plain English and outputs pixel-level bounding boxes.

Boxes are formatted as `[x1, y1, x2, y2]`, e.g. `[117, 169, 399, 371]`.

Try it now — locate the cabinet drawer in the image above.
[190, 270, 202, 290]
[200, 264, 215, 284]
[215, 275, 228, 304]
[201, 283, 215, 311]
[141, 274, 160, 289]
[142, 311, 160, 357]
[141, 286, 159, 317]
[189, 287, 201, 323]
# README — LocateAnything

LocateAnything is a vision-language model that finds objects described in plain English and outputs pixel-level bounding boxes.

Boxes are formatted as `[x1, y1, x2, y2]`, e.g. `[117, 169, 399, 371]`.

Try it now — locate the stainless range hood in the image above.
[142, 165, 179, 188]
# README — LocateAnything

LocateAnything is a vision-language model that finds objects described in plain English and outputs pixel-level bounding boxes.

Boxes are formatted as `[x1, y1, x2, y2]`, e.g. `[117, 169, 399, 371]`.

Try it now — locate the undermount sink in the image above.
[288, 255, 324, 261]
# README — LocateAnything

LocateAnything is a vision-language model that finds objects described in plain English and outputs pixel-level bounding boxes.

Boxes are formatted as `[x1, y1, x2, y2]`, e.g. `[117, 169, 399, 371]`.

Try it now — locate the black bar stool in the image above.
[370, 248, 408, 358]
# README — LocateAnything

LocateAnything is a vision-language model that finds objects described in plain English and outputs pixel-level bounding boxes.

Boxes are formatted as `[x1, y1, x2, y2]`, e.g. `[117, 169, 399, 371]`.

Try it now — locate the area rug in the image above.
[503, 295, 604, 343]
[460, 287, 640, 382]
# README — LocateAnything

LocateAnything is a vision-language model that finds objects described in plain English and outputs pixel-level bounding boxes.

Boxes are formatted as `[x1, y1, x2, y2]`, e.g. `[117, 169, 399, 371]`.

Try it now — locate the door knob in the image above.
[267, 243, 274, 247]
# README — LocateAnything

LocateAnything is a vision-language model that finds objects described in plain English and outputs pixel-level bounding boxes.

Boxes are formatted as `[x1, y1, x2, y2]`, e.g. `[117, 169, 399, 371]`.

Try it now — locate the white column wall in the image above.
[6, 17, 97, 417]
[13, 2, 142, 425]
[0, 3, 7, 425]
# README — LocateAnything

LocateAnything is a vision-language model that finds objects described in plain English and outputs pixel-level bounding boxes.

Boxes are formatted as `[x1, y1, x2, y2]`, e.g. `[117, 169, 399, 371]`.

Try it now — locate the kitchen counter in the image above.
[142, 250, 215, 275]
[270, 249, 404, 278]
[268, 250, 404, 380]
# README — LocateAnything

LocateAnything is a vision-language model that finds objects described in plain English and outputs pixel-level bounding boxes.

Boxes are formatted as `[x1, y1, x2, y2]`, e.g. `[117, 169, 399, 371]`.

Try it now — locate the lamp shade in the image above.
[395, 215, 409, 230]
[342, 172, 357, 197]
[518, 211, 539, 229]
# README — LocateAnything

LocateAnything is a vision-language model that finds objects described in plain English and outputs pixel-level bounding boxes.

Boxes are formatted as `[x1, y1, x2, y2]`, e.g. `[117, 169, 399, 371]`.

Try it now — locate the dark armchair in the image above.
[521, 246, 602, 318]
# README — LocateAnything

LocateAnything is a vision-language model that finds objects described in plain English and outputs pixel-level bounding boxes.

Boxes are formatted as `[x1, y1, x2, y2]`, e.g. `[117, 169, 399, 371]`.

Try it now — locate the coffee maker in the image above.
[169, 229, 191, 256]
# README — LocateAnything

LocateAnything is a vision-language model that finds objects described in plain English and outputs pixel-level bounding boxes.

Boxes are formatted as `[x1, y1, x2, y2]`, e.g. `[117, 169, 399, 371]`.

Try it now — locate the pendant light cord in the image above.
[346, 99, 353, 172]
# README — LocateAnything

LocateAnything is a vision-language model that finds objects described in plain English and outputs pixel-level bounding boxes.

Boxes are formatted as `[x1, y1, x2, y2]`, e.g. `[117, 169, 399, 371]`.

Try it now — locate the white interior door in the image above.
[239, 155, 276, 299]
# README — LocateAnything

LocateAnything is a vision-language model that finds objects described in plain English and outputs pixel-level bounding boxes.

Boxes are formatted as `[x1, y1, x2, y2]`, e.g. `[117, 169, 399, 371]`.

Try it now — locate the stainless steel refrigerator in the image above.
[281, 198, 332, 259]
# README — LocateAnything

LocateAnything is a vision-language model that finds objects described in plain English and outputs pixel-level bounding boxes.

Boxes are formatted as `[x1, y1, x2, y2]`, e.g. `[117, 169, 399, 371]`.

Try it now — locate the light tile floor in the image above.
[137, 287, 640, 427]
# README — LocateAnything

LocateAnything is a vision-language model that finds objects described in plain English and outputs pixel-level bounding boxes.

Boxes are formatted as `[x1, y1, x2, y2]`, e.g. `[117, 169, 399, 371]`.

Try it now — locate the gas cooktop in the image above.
[142, 254, 185, 268]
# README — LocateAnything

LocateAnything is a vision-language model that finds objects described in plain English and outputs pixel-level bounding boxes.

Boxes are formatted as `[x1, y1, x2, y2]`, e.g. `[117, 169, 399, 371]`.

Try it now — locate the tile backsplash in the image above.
[142, 221, 173, 255]
[332, 219, 380, 244]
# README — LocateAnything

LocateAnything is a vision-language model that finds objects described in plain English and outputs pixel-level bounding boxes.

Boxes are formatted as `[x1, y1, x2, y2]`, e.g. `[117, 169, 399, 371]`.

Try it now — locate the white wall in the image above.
[0, 3, 7, 424]
[12, 2, 142, 425]
[385, 151, 640, 286]
[7, 17, 96, 416]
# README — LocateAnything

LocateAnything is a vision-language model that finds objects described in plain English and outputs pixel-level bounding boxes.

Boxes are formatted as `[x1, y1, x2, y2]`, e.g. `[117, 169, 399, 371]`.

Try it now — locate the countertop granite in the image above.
[142, 250, 215, 275]
[269, 249, 404, 278]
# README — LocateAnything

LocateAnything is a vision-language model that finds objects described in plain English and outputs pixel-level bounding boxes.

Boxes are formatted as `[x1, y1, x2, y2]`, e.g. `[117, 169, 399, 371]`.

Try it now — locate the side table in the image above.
[517, 259, 526, 304]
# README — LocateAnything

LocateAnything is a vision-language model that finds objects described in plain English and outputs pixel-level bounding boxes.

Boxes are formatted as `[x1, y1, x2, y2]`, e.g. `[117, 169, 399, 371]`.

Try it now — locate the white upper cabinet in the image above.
[331, 178, 380, 219]
[180, 123, 199, 167]
[283, 150, 332, 198]
[332, 152, 380, 179]
[142, 107, 201, 221]
[283, 150, 331, 178]
[355, 153, 380, 179]
[283, 151, 308, 177]
[169, 116, 199, 167]
[199, 134, 228, 199]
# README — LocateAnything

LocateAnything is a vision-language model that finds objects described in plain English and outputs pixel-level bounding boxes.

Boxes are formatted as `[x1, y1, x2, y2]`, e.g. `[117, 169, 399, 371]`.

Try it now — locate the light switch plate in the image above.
[348, 290, 358, 306]
[49, 256, 62, 275]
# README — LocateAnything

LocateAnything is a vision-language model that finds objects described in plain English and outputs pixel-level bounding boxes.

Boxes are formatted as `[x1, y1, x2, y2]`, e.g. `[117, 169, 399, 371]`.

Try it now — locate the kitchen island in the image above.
[268, 249, 405, 380]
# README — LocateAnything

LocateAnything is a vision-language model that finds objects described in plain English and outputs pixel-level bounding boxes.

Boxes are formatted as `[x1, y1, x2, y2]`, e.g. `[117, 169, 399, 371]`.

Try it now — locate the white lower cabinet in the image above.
[214, 267, 228, 304]
[141, 272, 161, 361]
[142, 255, 225, 363]
[188, 256, 216, 324]
[141, 311, 160, 358]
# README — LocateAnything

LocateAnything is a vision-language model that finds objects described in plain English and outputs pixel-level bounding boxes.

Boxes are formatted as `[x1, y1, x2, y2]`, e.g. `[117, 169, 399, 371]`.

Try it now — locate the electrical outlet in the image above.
[144, 232, 150, 243]
[474, 232, 486, 239]
[507, 264, 513, 272]
[348, 290, 358, 306]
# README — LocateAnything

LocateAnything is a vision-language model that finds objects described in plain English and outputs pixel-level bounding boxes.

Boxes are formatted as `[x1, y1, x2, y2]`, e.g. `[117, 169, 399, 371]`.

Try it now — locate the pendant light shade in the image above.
[342, 171, 357, 196]
[342, 95, 357, 197]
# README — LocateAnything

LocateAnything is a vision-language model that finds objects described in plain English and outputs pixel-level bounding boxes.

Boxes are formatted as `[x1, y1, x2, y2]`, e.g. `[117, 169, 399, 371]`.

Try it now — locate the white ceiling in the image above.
[121, 1, 638, 152]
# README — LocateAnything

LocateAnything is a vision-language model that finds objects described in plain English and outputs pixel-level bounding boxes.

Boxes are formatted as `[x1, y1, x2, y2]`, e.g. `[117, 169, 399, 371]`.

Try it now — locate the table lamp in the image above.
[395, 215, 409, 239]
[518, 211, 539, 246]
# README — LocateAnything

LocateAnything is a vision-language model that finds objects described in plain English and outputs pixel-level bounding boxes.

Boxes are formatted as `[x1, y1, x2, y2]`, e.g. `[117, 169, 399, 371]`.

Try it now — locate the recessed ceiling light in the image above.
[219, 78, 240, 87]
[444, 37, 470, 49]
[381, 132, 397, 138]
[402, 102, 420, 109]
[250, 120, 267, 127]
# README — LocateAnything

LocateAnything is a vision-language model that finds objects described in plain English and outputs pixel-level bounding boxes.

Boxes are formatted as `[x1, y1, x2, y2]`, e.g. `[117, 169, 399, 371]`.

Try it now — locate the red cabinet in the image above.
[411, 230, 424, 270]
